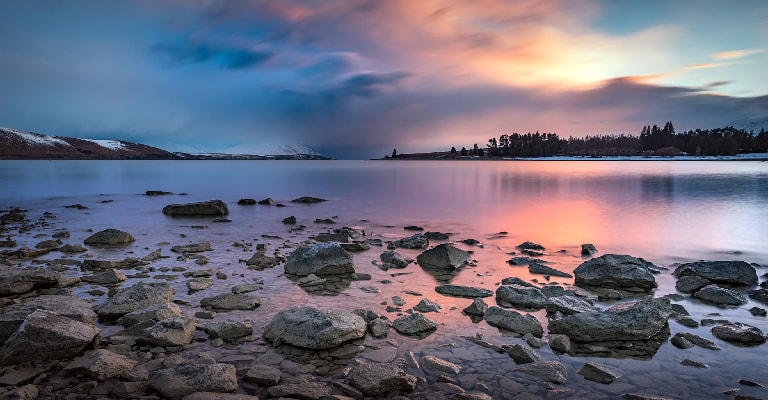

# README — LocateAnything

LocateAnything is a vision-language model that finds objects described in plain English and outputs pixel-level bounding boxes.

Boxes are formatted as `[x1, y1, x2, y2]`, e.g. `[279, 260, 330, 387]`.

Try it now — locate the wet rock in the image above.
[162, 200, 229, 216]
[267, 382, 331, 399]
[750, 288, 768, 305]
[673, 315, 699, 328]
[548, 298, 671, 342]
[35, 239, 60, 249]
[297, 274, 326, 286]
[60, 243, 88, 253]
[501, 276, 537, 287]
[140, 317, 196, 347]
[231, 284, 261, 294]
[347, 362, 417, 396]
[236, 198, 257, 205]
[673, 261, 758, 286]
[749, 307, 767, 316]
[622, 394, 676, 400]
[496, 285, 548, 309]
[435, 284, 493, 298]
[693, 284, 748, 306]
[315, 232, 350, 242]
[244, 252, 280, 270]
[380, 251, 413, 268]
[368, 318, 390, 338]
[0, 310, 100, 366]
[187, 277, 215, 293]
[546, 295, 600, 316]
[0, 384, 38, 400]
[81, 268, 127, 285]
[502, 344, 540, 364]
[680, 359, 708, 368]
[263, 306, 366, 349]
[149, 363, 237, 399]
[314, 218, 335, 224]
[574, 254, 657, 289]
[0, 239, 18, 248]
[180, 393, 260, 400]
[84, 228, 136, 245]
[710, 322, 766, 344]
[200, 293, 260, 311]
[675, 276, 710, 293]
[513, 361, 566, 384]
[117, 302, 182, 327]
[423, 356, 461, 375]
[463, 298, 489, 316]
[548, 334, 572, 353]
[425, 231, 450, 240]
[204, 322, 252, 342]
[391, 234, 429, 249]
[171, 242, 212, 253]
[0, 295, 97, 343]
[284, 242, 354, 276]
[517, 241, 545, 250]
[291, 196, 327, 203]
[392, 313, 438, 336]
[451, 394, 492, 400]
[243, 364, 281, 386]
[63, 349, 138, 381]
[581, 244, 597, 256]
[540, 285, 598, 302]
[258, 198, 275, 205]
[96, 282, 174, 320]
[282, 216, 297, 224]
[577, 362, 617, 384]
[507, 257, 532, 266]
[142, 249, 162, 261]
[0, 265, 59, 296]
[81, 259, 116, 272]
[671, 332, 721, 350]
[414, 298, 442, 313]
[484, 306, 544, 337]
[146, 190, 173, 195]
[528, 262, 573, 278]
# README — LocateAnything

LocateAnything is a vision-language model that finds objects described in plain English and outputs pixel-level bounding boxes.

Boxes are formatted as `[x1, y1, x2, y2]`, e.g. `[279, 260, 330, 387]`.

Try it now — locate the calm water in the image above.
[1, 160, 768, 399]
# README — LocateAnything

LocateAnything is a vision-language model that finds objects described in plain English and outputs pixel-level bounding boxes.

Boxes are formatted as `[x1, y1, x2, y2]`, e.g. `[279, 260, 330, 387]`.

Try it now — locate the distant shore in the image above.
[378, 153, 768, 161]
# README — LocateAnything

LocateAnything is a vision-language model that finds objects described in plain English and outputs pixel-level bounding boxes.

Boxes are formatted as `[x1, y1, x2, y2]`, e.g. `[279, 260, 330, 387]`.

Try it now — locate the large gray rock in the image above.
[675, 276, 710, 293]
[435, 284, 493, 298]
[392, 313, 438, 335]
[693, 284, 748, 306]
[96, 282, 174, 320]
[63, 349, 138, 381]
[162, 200, 229, 216]
[496, 285, 548, 309]
[392, 234, 429, 249]
[416, 244, 471, 269]
[81, 269, 127, 285]
[140, 317, 196, 347]
[263, 307, 366, 349]
[574, 254, 657, 289]
[200, 293, 260, 311]
[710, 322, 766, 344]
[149, 364, 237, 399]
[546, 295, 600, 316]
[117, 302, 182, 327]
[673, 261, 758, 286]
[347, 362, 418, 396]
[0, 295, 97, 343]
[84, 229, 136, 245]
[0, 265, 60, 296]
[548, 298, 671, 342]
[513, 361, 567, 384]
[284, 242, 354, 276]
[0, 310, 100, 366]
[483, 306, 544, 337]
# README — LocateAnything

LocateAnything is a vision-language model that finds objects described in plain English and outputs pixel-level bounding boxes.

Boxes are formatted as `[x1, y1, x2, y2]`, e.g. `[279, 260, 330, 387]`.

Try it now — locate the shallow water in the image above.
[1, 160, 768, 399]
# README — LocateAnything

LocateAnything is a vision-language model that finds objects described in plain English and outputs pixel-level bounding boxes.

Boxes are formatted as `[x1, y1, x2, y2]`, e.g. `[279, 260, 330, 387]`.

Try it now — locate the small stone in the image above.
[422, 356, 461, 375]
[680, 359, 708, 368]
[576, 362, 617, 384]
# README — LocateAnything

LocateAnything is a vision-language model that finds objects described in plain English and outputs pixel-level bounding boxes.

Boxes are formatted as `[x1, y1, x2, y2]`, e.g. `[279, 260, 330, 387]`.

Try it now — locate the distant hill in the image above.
[0, 127, 176, 159]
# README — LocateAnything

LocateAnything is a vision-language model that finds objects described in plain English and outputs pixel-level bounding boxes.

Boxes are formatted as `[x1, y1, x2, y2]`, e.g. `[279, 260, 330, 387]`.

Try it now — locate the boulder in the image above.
[693, 284, 748, 306]
[573, 254, 657, 289]
[673, 261, 758, 286]
[577, 362, 617, 384]
[117, 302, 182, 327]
[347, 362, 417, 396]
[81, 269, 127, 285]
[149, 364, 237, 399]
[205, 322, 253, 342]
[200, 293, 260, 311]
[710, 323, 766, 344]
[63, 349, 138, 381]
[284, 242, 354, 276]
[0, 295, 97, 343]
[416, 244, 471, 269]
[392, 234, 429, 249]
[0, 310, 100, 366]
[83, 229, 136, 245]
[380, 251, 413, 268]
[546, 296, 600, 316]
[96, 282, 174, 320]
[503, 344, 540, 364]
[484, 307, 544, 337]
[422, 356, 461, 375]
[513, 361, 566, 384]
[413, 298, 442, 313]
[581, 244, 598, 256]
[548, 298, 671, 342]
[528, 262, 573, 278]
[496, 285, 548, 309]
[369, 318, 390, 338]
[463, 298, 489, 316]
[282, 216, 297, 224]
[0, 265, 60, 296]
[675, 276, 710, 293]
[392, 313, 438, 336]
[435, 284, 493, 298]
[263, 307, 366, 349]
[140, 317, 196, 347]
[258, 198, 275, 205]
[162, 200, 229, 216]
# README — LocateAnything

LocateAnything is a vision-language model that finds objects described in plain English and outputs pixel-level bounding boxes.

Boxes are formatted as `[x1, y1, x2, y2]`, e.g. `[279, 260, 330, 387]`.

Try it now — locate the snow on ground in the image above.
[1, 127, 71, 147]
[81, 139, 130, 151]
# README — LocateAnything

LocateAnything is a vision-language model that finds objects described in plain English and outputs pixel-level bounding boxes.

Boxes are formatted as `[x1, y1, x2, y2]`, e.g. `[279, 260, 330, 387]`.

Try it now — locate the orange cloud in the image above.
[685, 63, 727, 69]
[709, 49, 765, 60]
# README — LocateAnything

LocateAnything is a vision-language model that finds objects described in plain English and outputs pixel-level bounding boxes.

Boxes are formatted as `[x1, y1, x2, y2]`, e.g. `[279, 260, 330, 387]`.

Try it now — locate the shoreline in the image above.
[378, 154, 768, 161]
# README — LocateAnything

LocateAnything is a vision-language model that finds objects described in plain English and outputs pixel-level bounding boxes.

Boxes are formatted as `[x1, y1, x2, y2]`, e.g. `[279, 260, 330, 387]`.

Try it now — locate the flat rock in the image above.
[267, 382, 331, 399]
[162, 200, 229, 216]
[187, 277, 215, 293]
[171, 242, 212, 253]
[83, 229, 136, 245]
[392, 313, 438, 336]
[63, 349, 137, 381]
[60, 244, 88, 253]
[96, 282, 174, 320]
[205, 322, 253, 342]
[392, 234, 429, 249]
[347, 362, 417, 396]
[181, 394, 259, 400]
[675, 276, 710, 293]
[514, 361, 566, 384]
[673, 261, 758, 286]
[263, 306, 366, 349]
[577, 362, 617, 384]
[243, 364, 281, 386]
[200, 293, 260, 311]
[517, 241, 545, 250]
[548, 298, 671, 342]
[291, 196, 327, 203]
[117, 302, 182, 327]
[546, 295, 600, 316]
[435, 284, 493, 298]
[693, 284, 748, 306]
[423, 355, 461, 375]
[496, 285, 548, 309]
[0, 265, 60, 296]
[574, 254, 657, 289]
[140, 317, 196, 347]
[528, 262, 573, 278]
[416, 243, 471, 269]
[484, 306, 544, 337]
[81, 268, 127, 285]
[284, 242, 354, 276]
[711, 322, 766, 344]
[0, 295, 97, 343]
[149, 363, 237, 399]
[671, 332, 721, 350]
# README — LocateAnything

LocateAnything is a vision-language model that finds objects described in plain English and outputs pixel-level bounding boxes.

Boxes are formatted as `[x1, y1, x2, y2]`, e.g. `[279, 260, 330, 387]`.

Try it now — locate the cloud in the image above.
[152, 40, 274, 70]
[685, 63, 727, 69]
[709, 49, 765, 60]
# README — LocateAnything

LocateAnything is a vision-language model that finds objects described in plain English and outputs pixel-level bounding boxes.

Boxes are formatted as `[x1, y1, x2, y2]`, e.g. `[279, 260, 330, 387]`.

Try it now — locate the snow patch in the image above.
[1, 127, 71, 147]
[82, 139, 130, 151]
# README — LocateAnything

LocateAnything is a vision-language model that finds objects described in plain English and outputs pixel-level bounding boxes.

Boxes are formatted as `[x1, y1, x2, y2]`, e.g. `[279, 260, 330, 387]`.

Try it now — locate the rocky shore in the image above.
[0, 199, 766, 400]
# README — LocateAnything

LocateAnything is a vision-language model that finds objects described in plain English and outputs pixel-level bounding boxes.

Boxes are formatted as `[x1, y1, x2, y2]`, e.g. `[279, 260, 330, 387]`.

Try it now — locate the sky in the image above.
[1, 0, 767, 159]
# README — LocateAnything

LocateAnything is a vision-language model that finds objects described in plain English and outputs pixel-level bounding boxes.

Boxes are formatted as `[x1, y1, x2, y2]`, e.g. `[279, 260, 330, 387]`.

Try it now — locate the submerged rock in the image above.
[83, 229, 136, 245]
[162, 200, 229, 216]
[710, 322, 766, 344]
[513, 361, 566, 384]
[392, 313, 438, 336]
[423, 356, 461, 375]
[435, 284, 493, 298]
[673, 261, 758, 286]
[484, 306, 544, 337]
[574, 254, 657, 289]
[171, 242, 212, 253]
[417, 243, 471, 269]
[284, 242, 354, 276]
[200, 293, 260, 311]
[577, 362, 618, 384]
[291, 196, 327, 203]
[263, 306, 366, 349]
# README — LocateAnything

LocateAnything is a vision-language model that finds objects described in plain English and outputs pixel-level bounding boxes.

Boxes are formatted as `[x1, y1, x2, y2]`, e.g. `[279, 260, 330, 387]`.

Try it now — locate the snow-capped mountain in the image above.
[724, 117, 768, 133]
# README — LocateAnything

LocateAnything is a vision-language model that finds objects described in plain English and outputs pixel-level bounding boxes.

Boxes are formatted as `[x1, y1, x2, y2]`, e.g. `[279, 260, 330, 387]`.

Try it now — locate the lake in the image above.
[1, 159, 767, 399]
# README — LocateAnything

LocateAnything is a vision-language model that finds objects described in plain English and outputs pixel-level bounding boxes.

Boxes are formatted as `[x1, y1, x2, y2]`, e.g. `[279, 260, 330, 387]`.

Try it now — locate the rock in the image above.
[347, 362, 417, 396]
[0, 266, 59, 296]
[282, 216, 296, 224]
[181, 393, 259, 400]
[484, 307, 544, 337]
[96, 282, 174, 320]
[528, 262, 573, 278]
[581, 244, 597, 256]
[380, 251, 413, 268]
[670, 334, 694, 349]
[149, 364, 237, 399]
[507, 257, 532, 266]
[368, 318, 390, 338]
[451, 394, 492, 400]
[417, 243, 471, 269]
[297, 274, 326, 286]
[577, 362, 617, 384]
[0, 295, 97, 343]
[413, 298, 442, 313]
[546, 295, 600, 316]
[142, 249, 162, 261]
[146, 190, 173, 195]
[140, 317, 196, 347]
[200, 293, 260, 311]
[263, 306, 366, 349]
[231, 284, 261, 294]
[81, 269, 127, 285]
[243, 364, 281, 386]
[675, 276, 710, 293]
[392, 313, 438, 336]
[316, 232, 350, 242]
[187, 277, 215, 293]
[267, 382, 331, 399]
[404, 225, 424, 231]
[435, 284, 493, 298]
[0, 310, 100, 366]
[171, 243, 212, 253]
[621, 394, 676, 400]
[284, 242, 354, 276]
[425, 231, 450, 240]
[501, 277, 537, 287]
[496, 285, 548, 309]
[162, 200, 229, 216]
[517, 241, 545, 250]
[503, 344, 540, 364]
[205, 322, 253, 342]
[680, 359, 708, 368]
[711, 322, 766, 344]
[548, 334, 572, 353]
[0, 384, 38, 400]
[117, 302, 182, 327]
[423, 356, 461, 375]
[671, 332, 721, 350]
[392, 234, 429, 249]
[673, 261, 758, 286]
[463, 298, 489, 316]
[60, 244, 88, 253]
[258, 198, 275, 205]
[35, 239, 60, 249]
[83, 229, 136, 245]
[63, 349, 137, 381]
[244, 252, 280, 269]
[548, 298, 671, 342]
[693, 284, 748, 306]
[237, 198, 257, 205]
[513, 361, 566, 384]
[749, 307, 767, 316]
[750, 288, 768, 304]
[291, 196, 327, 203]
[573, 254, 657, 289]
